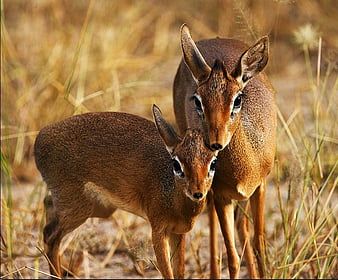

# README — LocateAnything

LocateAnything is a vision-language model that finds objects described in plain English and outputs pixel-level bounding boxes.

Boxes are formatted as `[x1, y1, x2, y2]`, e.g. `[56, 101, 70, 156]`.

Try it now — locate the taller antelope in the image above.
[34, 105, 218, 279]
[173, 24, 277, 278]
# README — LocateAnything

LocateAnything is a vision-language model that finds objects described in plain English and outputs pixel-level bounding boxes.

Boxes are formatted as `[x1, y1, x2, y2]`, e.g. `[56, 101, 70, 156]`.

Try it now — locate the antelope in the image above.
[173, 24, 277, 278]
[34, 105, 218, 279]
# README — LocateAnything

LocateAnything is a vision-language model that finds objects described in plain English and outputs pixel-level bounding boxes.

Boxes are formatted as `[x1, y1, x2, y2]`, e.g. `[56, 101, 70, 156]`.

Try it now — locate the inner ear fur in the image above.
[234, 36, 269, 86]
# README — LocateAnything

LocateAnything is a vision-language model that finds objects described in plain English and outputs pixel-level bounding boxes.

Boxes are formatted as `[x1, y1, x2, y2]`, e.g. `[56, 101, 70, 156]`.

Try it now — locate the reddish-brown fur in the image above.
[34, 105, 217, 279]
[173, 24, 277, 278]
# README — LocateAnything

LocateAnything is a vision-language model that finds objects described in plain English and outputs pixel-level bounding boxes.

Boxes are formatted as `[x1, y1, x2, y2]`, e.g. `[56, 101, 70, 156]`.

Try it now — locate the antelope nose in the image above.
[211, 143, 223, 151]
[193, 192, 203, 200]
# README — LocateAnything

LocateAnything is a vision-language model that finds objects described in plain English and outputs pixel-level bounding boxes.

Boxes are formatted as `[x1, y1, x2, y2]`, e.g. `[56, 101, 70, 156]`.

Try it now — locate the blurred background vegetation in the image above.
[1, 0, 337, 181]
[1, 0, 337, 278]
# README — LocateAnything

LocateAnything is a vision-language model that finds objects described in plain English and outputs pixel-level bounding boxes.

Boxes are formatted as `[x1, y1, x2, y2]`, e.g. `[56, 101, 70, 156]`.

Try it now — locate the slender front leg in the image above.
[250, 180, 267, 278]
[169, 233, 185, 279]
[208, 192, 220, 279]
[235, 200, 258, 279]
[152, 230, 174, 279]
[214, 197, 240, 279]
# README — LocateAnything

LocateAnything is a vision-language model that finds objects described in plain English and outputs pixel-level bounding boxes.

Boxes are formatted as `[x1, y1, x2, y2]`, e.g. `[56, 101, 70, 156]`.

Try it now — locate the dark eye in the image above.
[208, 157, 217, 177]
[193, 94, 203, 115]
[233, 94, 242, 109]
[172, 158, 184, 178]
[210, 159, 217, 171]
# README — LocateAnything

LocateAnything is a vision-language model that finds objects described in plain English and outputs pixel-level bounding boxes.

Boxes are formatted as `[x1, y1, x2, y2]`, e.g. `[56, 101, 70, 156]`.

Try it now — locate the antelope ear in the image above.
[180, 23, 211, 85]
[235, 36, 269, 88]
[152, 104, 181, 154]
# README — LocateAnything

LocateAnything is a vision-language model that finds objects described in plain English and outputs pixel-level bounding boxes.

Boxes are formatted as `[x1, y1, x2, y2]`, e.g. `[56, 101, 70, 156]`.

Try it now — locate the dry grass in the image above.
[1, 0, 337, 279]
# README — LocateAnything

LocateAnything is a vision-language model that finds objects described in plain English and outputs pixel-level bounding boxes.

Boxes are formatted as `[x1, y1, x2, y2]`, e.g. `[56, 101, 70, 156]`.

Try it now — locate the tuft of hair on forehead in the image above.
[180, 128, 208, 156]
[204, 59, 233, 93]
[211, 59, 233, 80]
[211, 59, 224, 72]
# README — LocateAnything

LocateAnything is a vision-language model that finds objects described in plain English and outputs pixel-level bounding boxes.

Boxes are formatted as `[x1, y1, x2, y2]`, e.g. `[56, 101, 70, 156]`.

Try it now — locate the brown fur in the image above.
[173, 24, 277, 278]
[34, 106, 217, 279]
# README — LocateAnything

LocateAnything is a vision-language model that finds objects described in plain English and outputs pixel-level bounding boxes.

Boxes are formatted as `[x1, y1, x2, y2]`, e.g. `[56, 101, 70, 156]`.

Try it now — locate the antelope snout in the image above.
[193, 192, 203, 200]
[185, 188, 206, 202]
[209, 129, 231, 151]
[210, 143, 223, 151]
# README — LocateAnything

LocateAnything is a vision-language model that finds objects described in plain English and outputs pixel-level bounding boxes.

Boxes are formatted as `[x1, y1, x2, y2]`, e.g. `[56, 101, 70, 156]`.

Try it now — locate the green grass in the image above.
[1, 0, 337, 278]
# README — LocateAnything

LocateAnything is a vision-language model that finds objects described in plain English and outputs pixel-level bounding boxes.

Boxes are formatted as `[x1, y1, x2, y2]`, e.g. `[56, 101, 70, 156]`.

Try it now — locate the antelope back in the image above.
[174, 24, 275, 153]
[34, 111, 167, 190]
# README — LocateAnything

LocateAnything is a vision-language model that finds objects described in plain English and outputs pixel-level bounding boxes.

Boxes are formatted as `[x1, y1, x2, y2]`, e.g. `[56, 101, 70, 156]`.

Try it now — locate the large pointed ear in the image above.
[235, 36, 269, 88]
[152, 104, 181, 154]
[180, 23, 211, 85]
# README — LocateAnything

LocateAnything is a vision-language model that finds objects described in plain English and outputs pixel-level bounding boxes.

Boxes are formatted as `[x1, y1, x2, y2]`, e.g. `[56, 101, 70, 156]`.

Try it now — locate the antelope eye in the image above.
[193, 94, 203, 114]
[208, 157, 217, 177]
[172, 157, 184, 178]
[210, 159, 217, 171]
[233, 94, 242, 109]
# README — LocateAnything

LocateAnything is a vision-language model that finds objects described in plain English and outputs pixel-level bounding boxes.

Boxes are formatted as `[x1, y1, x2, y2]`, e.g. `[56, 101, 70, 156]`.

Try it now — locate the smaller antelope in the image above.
[173, 24, 277, 278]
[34, 105, 217, 279]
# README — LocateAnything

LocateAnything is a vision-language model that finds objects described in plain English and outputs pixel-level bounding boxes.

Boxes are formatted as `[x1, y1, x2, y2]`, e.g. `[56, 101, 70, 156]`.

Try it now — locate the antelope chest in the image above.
[213, 164, 263, 201]
[167, 204, 204, 234]
[169, 216, 197, 234]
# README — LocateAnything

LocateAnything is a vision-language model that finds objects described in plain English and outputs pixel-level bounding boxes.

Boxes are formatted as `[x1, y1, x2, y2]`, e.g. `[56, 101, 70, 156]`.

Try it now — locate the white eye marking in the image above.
[208, 156, 217, 177]
[172, 156, 184, 178]
[165, 146, 174, 154]
[193, 93, 204, 116]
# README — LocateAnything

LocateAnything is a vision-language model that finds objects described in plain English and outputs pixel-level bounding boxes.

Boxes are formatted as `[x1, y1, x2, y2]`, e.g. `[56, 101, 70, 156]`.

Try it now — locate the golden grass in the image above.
[1, 0, 337, 278]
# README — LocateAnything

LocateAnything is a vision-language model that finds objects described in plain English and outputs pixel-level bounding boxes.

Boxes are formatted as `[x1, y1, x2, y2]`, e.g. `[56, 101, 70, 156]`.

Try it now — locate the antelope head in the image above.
[180, 24, 269, 151]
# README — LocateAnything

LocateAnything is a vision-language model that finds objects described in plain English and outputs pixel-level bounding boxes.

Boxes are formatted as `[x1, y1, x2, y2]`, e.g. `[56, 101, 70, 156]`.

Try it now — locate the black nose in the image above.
[193, 192, 203, 200]
[211, 143, 223, 151]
